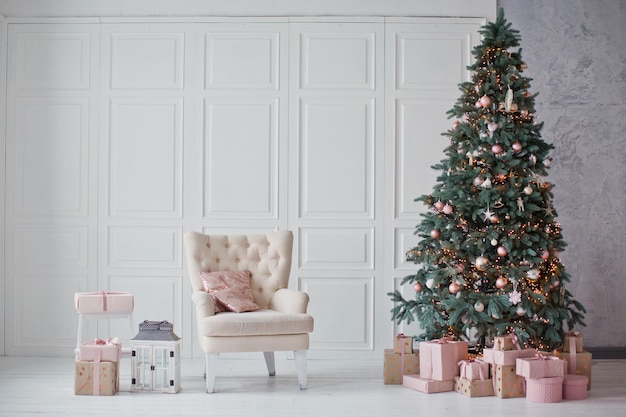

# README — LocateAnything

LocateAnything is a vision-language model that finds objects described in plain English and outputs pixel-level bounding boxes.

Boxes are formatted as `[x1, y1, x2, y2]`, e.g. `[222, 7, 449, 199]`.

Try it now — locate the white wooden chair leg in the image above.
[205, 353, 219, 393]
[294, 350, 307, 390]
[263, 352, 276, 376]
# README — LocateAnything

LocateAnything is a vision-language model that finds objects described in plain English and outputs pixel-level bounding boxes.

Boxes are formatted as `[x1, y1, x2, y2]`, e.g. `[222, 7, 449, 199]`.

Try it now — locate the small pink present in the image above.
[403, 374, 454, 394]
[79, 338, 122, 363]
[482, 347, 535, 366]
[516, 354, 566, 379]
[74, 291, 134, 314]
[419, 338, 468, 381]
[525, 376, 563, 403]
[458, 359, 489, 381]
[563, 375, 588, 400]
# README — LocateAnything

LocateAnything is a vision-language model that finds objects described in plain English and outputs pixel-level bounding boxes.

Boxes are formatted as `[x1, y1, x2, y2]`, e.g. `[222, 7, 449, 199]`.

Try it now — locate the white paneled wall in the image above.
[3, 17, 484, 358]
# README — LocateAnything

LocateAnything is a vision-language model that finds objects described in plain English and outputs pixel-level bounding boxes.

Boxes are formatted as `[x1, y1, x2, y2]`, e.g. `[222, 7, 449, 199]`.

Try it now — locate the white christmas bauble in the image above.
[474, 302, 485, 312]
[473, 177, 484, 187]
[523, 186, 533, 195]
[426, 278, 435, 289]
[490, 238, 499, 246]
[475, 256, 488, 270]
[516, 306, 527, 316]
[527, 269, 540, 281]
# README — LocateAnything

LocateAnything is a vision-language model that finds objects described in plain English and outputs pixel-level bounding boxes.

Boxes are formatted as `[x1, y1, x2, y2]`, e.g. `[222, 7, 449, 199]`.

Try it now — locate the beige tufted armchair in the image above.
[183, 230, 314, 393]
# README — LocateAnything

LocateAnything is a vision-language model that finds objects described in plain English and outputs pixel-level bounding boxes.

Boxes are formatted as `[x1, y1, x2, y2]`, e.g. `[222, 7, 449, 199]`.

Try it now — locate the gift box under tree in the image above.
[493, 364, 526, 399]
[419, 338, 468, 381]
[384, 349, 419, 384]
[556, 330, 592, 389]
[403, 374, 454, 394]
[516, 354, 566, 379]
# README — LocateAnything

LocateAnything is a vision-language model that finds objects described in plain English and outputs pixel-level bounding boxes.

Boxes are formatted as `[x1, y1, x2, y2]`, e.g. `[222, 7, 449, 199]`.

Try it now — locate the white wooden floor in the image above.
[0, 356, 625, 417]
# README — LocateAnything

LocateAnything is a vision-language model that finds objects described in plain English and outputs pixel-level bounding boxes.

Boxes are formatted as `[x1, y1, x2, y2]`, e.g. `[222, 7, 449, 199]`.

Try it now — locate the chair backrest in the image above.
[183, 231, 294, 309]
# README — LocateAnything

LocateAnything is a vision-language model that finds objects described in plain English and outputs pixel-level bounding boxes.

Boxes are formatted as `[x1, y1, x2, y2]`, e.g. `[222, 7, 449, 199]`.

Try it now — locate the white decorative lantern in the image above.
[130, 320, 181, 393]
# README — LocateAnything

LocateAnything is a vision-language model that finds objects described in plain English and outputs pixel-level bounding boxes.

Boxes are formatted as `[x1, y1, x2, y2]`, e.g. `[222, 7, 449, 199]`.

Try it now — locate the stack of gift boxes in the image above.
[74, 338, 122, 395]
[73, 291, 134, 396]
[391, 332, 592, 402]
[383, 334, 419, 384]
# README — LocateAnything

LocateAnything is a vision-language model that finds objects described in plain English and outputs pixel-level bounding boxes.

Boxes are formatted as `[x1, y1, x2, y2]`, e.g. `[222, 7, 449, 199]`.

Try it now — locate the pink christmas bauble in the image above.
[475, 100, 483, 108]
[448, 282, 460, 294]
[497, 246, 508, 256]
[442, 204, 453, 215]
[492, 144, 503, 154]
[414, 282, 423, 292]
[473, 177, 484, 187]
[541, 250, 550, 260]
[430, 229, 441, 239]
[488, 122, 499, 132]
[512, 141, 523, 152]
[496, 277, 508, 289]
[452, 120, 460, 130]
[479, 95, 491, 107]
[434, 200, 444, 211]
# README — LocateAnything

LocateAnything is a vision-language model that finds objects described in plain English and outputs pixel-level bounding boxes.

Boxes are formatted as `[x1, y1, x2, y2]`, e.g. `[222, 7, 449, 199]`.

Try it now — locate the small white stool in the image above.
[75, 312, 134, 358]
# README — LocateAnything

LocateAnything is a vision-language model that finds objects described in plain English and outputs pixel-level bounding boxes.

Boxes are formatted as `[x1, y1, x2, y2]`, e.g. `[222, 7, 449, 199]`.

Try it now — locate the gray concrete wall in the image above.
[499, 0, 626, 349]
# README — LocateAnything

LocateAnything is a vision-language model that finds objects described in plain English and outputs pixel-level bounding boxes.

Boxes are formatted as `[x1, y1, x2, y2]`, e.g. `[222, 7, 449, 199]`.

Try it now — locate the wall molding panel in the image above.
[2, 17, 486, 358]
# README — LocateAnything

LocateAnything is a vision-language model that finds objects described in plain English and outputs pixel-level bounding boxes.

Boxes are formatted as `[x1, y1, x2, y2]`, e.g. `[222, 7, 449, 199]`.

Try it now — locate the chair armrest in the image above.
[191, 290, 216, 318]
[270, 288, 310, 314]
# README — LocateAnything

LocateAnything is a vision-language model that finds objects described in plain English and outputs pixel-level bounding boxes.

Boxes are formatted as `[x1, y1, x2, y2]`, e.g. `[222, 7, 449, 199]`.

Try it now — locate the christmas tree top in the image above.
[389, 9, 585, 351]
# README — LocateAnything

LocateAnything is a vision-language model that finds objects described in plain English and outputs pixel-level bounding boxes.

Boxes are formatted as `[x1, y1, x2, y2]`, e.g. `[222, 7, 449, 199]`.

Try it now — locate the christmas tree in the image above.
[389, 9, 586, 351]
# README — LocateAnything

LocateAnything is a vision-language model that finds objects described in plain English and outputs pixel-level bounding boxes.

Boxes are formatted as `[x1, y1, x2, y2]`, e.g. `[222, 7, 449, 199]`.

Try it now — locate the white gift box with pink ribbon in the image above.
[74, 291, 134, 314]
[516, 354, 566, 379]
[458, 359, 490, 381]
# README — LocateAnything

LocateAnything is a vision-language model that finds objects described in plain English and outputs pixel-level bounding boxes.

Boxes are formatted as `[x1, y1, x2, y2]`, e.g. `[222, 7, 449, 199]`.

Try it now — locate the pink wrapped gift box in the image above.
[394, 333, 413, 354]
[525, 376, 563, 403]
[458, 359, 489, 381]
[403, 374, 454, 394]
[563, 374, 589, 400]
[74, 291, 134, 314]
[482, 347, 535, 366]
[454, 376, 494, 397]
[79, 338, 122, 363]
[419, 338, 468, 381]
[516, 354, 566, 379]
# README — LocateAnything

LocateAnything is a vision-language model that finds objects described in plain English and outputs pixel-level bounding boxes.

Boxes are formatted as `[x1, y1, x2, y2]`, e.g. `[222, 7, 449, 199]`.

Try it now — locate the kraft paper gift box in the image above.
[384, 349, 419, 384]
[75, 291, 134, 314]
[494, 335, 518, 351]
[482, 347, 535, 366]
[78, 338, 122, 363]
[562, 332, 584, 353]
[419, 339, 468, 381]
[493, 364, 526, 398]
[454, 376, 494, 397]
[74, 360, 118, 395]
[403, 374, 454, 394]
[458, 359, 490, 381]
[555, 350, 592, 389]
[525, 376, 563, 403]
[394, 333, 413, 354]
[516, 355, 566, 379]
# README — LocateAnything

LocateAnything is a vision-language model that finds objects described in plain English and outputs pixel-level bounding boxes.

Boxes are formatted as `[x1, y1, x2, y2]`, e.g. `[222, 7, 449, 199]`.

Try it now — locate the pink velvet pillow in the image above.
[199, 270, 260, 313]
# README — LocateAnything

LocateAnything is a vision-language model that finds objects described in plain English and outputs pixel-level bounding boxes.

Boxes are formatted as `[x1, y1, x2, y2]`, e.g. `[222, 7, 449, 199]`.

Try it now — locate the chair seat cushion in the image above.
[198, 309, 314, 337]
